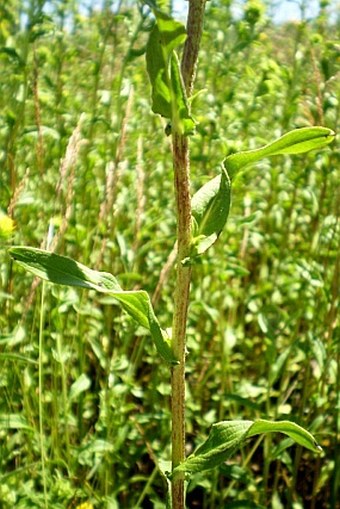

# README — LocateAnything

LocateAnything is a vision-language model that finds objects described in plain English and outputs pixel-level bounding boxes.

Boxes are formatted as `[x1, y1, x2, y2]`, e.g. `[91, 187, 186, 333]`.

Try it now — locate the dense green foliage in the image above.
[1, 1, 339, 508]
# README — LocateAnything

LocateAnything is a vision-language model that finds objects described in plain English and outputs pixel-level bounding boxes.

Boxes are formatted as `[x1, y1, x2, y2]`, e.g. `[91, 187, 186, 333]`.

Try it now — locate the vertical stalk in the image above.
[171, 2, 206, 508]
[171, 133, 191, 508]
[38, 281, 48, 508]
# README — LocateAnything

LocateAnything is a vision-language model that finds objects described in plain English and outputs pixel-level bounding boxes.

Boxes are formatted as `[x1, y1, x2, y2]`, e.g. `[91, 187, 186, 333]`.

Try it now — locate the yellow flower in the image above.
[0, 215, 15, 238]
[75, 503, 94, 509]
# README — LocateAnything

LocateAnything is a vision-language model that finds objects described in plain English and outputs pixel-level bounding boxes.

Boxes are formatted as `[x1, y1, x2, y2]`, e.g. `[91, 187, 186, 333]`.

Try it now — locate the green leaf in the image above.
[246, 420, 322, 451]
[170, 52, 196, 135]
[191, 164, 231, 255]
[225, 126, 335, 178]
[172, 419, 321, 478]
[9, 247, 178, 365]
[0, 46, 24, 66]
[146, 23, 173, 119]
[0, 414, 34, 431]
[9, 247, 121, 291]
[145, 12, 195, 134]
[69, 373, 91, 401]
[188, 126, 335, 256]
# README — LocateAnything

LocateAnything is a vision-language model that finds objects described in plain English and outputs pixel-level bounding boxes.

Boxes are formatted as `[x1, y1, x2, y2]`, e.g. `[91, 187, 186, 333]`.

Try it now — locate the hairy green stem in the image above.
[171, 2, 206, 508]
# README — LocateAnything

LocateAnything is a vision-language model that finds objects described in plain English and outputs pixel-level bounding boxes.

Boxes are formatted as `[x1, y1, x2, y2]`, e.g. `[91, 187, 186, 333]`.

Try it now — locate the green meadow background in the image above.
[0, 1, 339, 508]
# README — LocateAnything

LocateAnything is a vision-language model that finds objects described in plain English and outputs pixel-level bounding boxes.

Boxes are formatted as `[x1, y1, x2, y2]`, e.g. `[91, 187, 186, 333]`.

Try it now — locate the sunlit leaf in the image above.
[225, 127, 335, 178]
[246, 420, 322, 451]
[9, 247, 178, 365]
[190, 126, 335, 255]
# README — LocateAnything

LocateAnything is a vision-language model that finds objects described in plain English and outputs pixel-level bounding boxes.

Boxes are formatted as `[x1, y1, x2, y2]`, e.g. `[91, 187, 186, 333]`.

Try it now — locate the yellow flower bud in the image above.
[0, 215, 15, 238]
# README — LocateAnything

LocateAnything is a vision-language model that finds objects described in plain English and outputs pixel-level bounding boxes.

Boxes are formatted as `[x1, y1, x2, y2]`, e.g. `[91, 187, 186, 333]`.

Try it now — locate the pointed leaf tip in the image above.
[247, 420, 322, 453]
[172, 419, 321, 478]
[225, 126, 335, 178]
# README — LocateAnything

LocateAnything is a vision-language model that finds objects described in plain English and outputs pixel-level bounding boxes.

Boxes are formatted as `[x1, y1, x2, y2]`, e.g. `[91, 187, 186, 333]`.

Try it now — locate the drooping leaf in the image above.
[9, 247, 178, 365]
[246, 420, 322, 451]
[191, 164, 231, 256]
[145, 11, 194, 134]
[172, 419, 321, 478]
[225, 126, 335, 178]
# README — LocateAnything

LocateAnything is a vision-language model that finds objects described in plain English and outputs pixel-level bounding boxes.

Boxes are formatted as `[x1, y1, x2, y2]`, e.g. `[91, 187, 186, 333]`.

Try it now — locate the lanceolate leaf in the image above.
[225, 126, 335, 178]
[145, 10, 194, 134]
[146, 23, 173, 119]
[10, 247, 121, 292]
[191, 164, 231, 256]
[9, 247, 178, 365]
[246, 420, 322, 451]
[172, 419, 321, 478]
[170, 52, 196, 135]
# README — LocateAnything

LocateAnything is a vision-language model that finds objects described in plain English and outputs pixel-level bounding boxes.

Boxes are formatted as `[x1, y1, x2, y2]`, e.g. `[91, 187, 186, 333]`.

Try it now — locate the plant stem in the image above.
[171, 2, 206, 508]
[171, 133, 191, 509]
[39, 281, 48, 508]
[181, 0, 207, 97]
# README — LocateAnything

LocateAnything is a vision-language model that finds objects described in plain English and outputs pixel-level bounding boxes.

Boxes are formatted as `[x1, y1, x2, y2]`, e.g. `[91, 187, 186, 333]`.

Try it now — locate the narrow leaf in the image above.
[246, 420, 322, 453]
[170, 52, 195, 134]
[172, 419, 321, 478]
[191, 164, 231, 255]
[9, 246, 121, 292]
[9, 247, 178, 365]
[225, 126, 335, 178]
[145, 12, 194, 134]
[146, 23, 173, 118]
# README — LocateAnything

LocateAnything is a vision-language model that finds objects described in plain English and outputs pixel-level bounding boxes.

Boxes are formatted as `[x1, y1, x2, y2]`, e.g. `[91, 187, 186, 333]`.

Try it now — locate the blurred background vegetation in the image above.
[0, 1, 339, 507]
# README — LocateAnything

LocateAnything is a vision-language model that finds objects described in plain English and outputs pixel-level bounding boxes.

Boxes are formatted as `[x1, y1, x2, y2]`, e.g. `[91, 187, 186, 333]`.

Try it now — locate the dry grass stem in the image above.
[152, 243, 177, 307]
[133, 135, 146, 251]
[7, 168, 30, 218]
